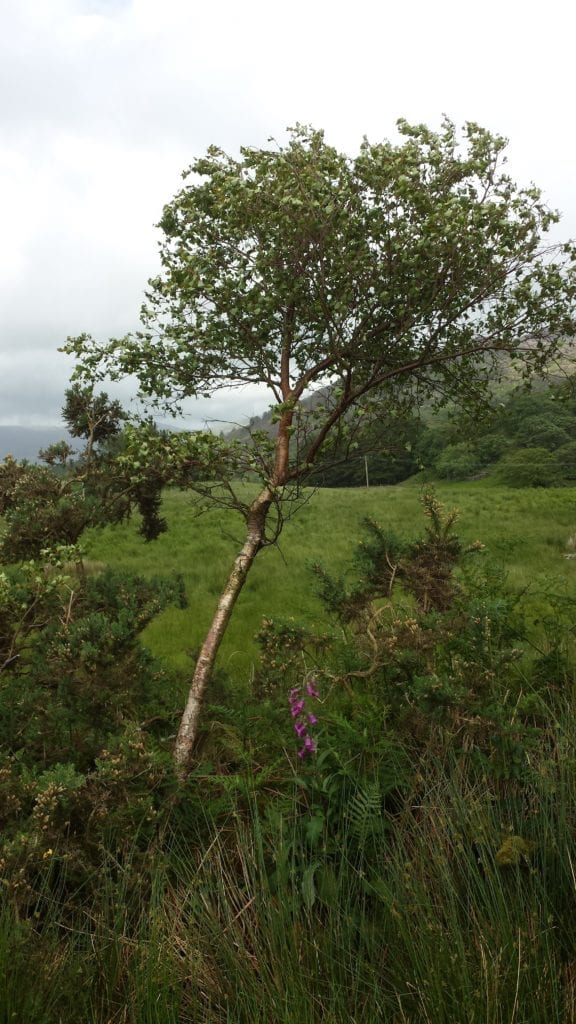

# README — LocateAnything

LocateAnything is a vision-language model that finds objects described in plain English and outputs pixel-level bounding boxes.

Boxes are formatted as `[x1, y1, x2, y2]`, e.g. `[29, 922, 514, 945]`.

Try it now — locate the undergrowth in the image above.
[1, 492, 575, 1021]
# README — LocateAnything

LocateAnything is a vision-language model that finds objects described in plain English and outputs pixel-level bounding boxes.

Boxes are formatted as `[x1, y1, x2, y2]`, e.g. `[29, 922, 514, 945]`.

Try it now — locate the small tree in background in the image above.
[0, 385, 168, 560]
[495, 446, 562, 487]
[64, 119, 576, 777]
[62, 382, 126, 463]
[434, 442, 483, 481]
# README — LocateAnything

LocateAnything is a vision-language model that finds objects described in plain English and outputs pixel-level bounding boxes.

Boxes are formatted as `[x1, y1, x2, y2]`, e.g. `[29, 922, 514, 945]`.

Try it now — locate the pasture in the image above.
[86, 480, 576, 679]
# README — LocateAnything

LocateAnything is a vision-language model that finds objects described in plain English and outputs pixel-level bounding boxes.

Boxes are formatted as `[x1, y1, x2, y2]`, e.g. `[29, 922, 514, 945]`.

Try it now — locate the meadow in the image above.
[3, 480, 576, 1023]
[86, 479, 576, 679]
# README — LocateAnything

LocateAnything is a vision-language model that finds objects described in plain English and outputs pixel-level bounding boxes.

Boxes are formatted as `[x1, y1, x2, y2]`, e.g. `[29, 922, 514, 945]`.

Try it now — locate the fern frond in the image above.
[345, 780, 384, 842]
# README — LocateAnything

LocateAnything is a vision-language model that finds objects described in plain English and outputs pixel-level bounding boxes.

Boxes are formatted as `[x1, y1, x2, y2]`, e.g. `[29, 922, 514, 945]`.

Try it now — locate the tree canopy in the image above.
[67, 120, 576, 419]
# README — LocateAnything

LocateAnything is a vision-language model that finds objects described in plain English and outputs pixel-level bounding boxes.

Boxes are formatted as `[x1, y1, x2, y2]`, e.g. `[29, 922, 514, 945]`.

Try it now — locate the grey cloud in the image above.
[0, 2, 268, 151]
[2, 0, 576, 429]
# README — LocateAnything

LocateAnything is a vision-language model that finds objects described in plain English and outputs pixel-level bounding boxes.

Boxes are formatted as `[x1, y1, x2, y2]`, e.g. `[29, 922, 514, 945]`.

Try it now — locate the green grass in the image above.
[85, 481, 576, 680]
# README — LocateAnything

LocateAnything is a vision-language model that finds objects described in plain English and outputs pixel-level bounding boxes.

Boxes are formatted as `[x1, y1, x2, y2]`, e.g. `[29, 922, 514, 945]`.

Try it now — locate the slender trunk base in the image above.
[173, 489, 272, 780]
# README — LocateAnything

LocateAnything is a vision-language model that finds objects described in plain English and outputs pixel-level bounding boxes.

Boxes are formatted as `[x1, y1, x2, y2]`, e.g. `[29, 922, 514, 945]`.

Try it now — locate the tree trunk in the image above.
[173, 486, 273, 780]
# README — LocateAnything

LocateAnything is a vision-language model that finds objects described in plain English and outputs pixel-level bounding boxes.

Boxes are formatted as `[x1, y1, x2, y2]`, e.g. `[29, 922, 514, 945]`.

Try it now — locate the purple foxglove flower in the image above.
[289, 682, 320, 758]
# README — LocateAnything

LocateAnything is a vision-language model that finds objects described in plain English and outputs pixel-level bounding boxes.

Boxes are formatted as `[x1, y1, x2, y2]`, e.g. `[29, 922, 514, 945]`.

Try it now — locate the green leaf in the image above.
[304, 811, 325, 847]
[301, 861, 320, 909]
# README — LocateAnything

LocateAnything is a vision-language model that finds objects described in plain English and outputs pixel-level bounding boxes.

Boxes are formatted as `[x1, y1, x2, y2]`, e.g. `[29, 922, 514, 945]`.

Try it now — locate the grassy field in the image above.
[85, 479, 576, 680]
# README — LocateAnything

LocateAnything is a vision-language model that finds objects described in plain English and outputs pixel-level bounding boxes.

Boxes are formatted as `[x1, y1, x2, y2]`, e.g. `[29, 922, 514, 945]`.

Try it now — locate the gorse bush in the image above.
[0, 551, 186, 766]
[257, 492, 545, 782]
[0, 549, 185, 911]
[0, 458, 91, 560]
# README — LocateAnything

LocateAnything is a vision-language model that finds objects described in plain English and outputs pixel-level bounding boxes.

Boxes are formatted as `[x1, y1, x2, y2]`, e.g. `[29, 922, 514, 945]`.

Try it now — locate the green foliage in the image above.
[472, 430, 511, 465]
[434, 441, 483, 480]
[379, 378, 576, 486]
[79, 481, 576, 682]
[499, 388, 576, 437]
[258, 493, 546, 781]
[0, 551, 185, 910]
[307, 372, 576, 488]
[2, 485, 576, 1019]
[38, 439, 76, 467]
[555, 439, 576, 480]
[64, 120, 576, 503]
[0, 457, 90, 559]
[0, 383, 136, 560]
[1, 554, 185, 764]
[460, 385, 576, 484]
[495, 446, 562, 487]
[61, 120, 576, 773]
[62, 382, 126, 446]
[308, 413, 427, 487]
[0, 394, 210, 559]
[514, 414, 571, 450]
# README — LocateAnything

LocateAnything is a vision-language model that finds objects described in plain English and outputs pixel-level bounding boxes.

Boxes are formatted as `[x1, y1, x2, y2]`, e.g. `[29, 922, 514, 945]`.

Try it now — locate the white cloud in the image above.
[1, 0, 576, 427]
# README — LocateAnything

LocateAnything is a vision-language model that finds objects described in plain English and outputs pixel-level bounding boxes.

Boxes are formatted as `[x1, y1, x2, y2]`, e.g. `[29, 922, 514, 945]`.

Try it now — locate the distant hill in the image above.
[0, 426, 76, 463]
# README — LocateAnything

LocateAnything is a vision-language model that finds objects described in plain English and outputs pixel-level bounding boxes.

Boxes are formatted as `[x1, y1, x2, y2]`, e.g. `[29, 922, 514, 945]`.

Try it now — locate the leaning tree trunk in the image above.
[173, 486, 273, 780]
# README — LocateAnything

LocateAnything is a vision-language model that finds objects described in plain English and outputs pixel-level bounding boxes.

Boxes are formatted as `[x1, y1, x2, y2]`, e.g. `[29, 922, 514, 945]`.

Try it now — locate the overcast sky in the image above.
[2, 0, 576, 429]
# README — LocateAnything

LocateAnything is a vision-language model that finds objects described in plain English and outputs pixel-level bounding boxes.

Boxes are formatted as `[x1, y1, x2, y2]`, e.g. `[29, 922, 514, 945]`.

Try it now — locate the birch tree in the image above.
[64, 119, 576, 778]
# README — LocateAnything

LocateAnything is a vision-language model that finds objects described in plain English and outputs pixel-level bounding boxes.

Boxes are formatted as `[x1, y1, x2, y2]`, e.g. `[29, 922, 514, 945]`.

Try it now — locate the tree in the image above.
[64, 119, 576, 778]
[514, 415, 571, 450]
[434, 442, 483, 480]
[555, 440, 576, 480]
[495, 446, 561, 487]
[0, 387, 168, 560]
[307, 412, 425, 486]
[62, 382, 126, 464]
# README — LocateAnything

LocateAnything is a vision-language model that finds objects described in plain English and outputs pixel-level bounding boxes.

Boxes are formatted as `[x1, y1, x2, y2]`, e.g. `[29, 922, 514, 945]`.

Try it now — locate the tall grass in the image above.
[151, 716, 575, 1024]
[5, 723, 573, 1023]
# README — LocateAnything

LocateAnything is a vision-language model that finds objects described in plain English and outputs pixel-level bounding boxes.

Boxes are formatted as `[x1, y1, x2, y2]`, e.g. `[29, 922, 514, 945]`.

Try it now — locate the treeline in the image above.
[310, 381, 576, 487]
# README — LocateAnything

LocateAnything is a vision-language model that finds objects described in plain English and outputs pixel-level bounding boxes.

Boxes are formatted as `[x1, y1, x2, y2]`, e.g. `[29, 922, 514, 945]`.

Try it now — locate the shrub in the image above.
[257, 493, 539, 781]
[472, 431, 510, 465]
[0, 551, 185, 910]
[434, 442, 483, 480]
[494, 446, 561, 487]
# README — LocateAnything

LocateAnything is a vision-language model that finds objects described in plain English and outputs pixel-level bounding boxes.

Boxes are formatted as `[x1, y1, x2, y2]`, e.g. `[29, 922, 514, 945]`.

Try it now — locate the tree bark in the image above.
[173, 485, 273, 780]
[174, 367, 295, 780]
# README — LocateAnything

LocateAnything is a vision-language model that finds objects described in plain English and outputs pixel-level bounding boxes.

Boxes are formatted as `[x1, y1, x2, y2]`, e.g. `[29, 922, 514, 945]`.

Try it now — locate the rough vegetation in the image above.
[64, 118, 576, 771]
[3, 114, 576, 1018]
[307, 373, 576, 487]
[1, 481, 576, 1021]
